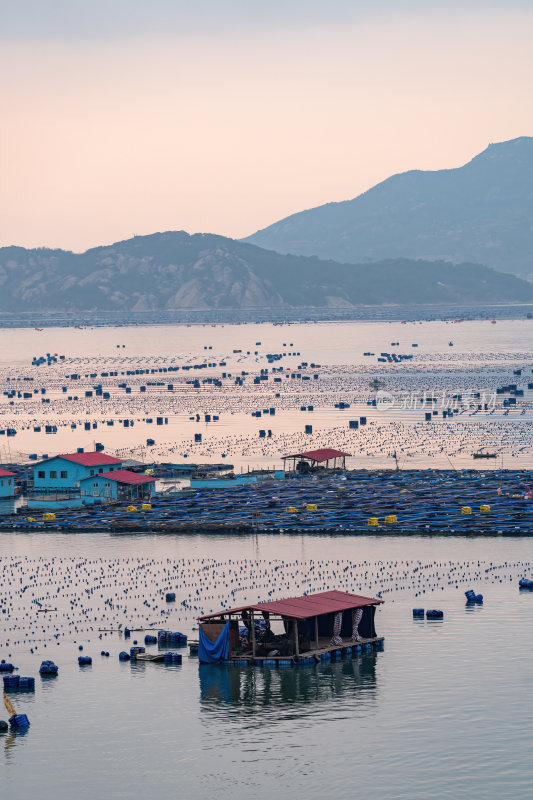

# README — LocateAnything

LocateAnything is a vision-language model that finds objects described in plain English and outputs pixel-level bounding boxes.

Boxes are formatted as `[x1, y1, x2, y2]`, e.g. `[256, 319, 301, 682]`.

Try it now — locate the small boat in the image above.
[473, 451, 497, 459]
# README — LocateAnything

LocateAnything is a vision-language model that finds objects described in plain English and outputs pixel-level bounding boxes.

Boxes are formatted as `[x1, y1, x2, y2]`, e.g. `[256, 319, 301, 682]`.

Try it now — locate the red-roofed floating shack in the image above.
[282, 448, 350, 474]
[197, 590, 383, 665]
[79, 469, 155, 504]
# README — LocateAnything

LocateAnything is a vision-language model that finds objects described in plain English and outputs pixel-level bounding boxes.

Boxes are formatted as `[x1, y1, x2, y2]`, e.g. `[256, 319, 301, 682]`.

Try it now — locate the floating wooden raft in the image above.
[134, 652, 167, 662]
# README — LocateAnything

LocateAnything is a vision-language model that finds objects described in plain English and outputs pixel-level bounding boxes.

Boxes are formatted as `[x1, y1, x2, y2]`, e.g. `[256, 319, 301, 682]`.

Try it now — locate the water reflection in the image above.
[199, 653, 378, 723]
[39, 673, 60, 693]
[2, 727, 29, 762]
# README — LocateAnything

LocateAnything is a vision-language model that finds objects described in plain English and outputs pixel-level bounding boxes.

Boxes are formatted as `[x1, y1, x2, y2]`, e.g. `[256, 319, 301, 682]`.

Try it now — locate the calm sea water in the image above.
[0, 319, 532, 470]
[1, 320, 532, 797]
[1, 531, 533, 800]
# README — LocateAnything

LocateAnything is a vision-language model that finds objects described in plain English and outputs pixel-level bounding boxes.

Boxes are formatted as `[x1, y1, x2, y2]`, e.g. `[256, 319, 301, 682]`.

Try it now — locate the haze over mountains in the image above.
[0, 232, 531, 312]
[1, 136, 532, 313]
[245, 137, 533, 280]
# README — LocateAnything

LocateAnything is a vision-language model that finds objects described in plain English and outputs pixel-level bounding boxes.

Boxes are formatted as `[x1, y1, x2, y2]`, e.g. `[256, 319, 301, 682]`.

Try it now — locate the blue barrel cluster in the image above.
[144, 634, 157, 645]
[3, 675, 19, 690]
[164, 652, 182, 665]
[158, 630, 187, 647]
[0, 661, 15, 672]
[465, 589, 483, 604]
[3, 675, 35, 691]
[519, 578, 533, 589]
[130, 646, 145, 658]
[165, 592, 176, 602]
[39, 660, 58, 675]
[119, 651, 131, 661]
[426, 609, 444, 619]
[413, 608, 444, 619]
[78, 656, 92, 665]
[9, 714, 30, 728]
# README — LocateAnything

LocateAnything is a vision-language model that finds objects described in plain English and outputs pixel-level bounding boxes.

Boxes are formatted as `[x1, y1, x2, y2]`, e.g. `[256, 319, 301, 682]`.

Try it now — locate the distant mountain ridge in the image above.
[244, 137, 533, 280]
[0, 231, 531, 312]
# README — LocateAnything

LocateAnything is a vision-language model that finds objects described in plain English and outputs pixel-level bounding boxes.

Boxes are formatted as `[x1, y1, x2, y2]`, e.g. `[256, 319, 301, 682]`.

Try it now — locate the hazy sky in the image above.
[1, 1, 532, 251]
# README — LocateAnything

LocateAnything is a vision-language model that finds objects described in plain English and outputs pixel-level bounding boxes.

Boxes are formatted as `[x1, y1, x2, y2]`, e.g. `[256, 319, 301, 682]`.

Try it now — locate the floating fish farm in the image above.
[3, 468, 533, 535]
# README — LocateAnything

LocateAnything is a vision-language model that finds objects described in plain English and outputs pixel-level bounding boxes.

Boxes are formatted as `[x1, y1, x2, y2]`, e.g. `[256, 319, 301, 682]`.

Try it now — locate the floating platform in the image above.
[4, 469, 533, 536]
[134, 652, 167, 662]
[198, 590, 383, 668]
[226, 636, 384, 666]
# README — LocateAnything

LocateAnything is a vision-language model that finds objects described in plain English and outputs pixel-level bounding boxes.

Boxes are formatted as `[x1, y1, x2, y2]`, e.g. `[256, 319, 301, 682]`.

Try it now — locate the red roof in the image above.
[0, 469, 15, 477]
[58, 452, 123, 467]
[98, 469, 155, 485]
[282, 448, 351, 463]
[199, 590, 382, 621]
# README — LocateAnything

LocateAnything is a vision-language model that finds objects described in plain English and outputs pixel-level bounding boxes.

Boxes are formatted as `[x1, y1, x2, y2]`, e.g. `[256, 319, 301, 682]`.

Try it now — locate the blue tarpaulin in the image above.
[199, 621, 230, 663]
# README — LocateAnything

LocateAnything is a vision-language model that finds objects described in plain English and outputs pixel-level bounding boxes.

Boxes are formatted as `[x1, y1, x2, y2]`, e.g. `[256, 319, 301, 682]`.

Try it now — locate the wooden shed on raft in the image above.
[197, 589, 383, 665]
[281, 448, 350, 473]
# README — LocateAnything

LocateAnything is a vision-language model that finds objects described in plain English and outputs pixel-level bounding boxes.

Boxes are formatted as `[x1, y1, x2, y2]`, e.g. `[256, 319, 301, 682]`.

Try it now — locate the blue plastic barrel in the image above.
[9, 714, 30, 728]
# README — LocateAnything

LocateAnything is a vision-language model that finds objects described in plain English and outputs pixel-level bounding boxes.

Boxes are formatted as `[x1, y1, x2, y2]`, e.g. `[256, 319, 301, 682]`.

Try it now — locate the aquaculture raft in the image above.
[4, 469, 533, 535]
[197, 589, 383, 666]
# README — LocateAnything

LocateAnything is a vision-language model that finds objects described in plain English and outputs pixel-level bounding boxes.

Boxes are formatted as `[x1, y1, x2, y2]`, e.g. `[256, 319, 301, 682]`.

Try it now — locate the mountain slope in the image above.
[244, 137, 533, 279]
[0, 231, 531, 311]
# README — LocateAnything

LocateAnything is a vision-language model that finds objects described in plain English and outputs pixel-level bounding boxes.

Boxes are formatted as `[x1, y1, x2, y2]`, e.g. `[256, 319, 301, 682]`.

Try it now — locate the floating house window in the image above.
[60, 471, 68, 479]
[50, 471, 57, 478]
[90, 470, 94, 476]
[0, 480, 3, 488]
[38, 471, 45, 478]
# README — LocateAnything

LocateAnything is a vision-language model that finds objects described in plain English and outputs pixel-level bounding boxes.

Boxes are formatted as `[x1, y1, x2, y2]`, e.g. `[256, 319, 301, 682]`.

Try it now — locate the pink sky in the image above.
[1, 5, 532, 251]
